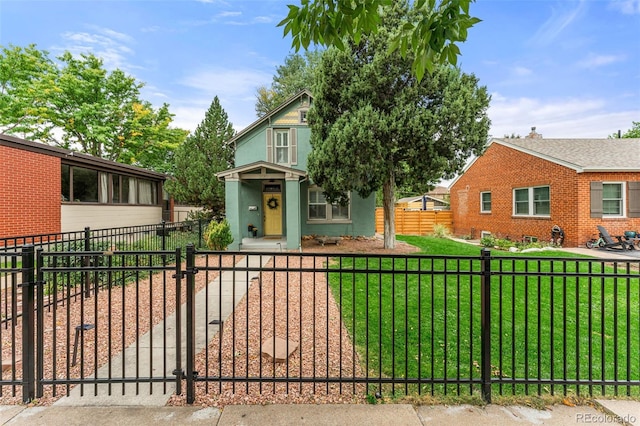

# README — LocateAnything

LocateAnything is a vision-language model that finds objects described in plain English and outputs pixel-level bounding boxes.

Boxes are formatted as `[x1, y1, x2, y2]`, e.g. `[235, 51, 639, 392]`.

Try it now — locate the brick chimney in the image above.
[526, 126, 542, 139]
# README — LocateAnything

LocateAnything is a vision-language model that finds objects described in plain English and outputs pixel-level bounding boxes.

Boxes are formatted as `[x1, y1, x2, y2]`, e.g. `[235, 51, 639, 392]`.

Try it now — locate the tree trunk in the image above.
[382, 171, 396, 249]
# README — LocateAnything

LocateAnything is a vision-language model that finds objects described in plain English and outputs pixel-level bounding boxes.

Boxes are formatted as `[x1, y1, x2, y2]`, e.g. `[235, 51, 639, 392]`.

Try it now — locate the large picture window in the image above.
[61, 165, 158, 205]
[513, 186, 550, 216]
[308, 186, 350, 221]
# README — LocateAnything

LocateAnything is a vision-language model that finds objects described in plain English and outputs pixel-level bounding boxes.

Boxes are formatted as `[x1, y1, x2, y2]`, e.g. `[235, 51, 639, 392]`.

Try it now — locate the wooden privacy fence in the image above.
[375, 208, 453, 235]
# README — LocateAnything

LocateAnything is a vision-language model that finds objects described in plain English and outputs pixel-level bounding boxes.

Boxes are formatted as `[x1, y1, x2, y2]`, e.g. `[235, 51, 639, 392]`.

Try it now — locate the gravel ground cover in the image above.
[1, 236, 418, 406]
[0, 254, 240, 405]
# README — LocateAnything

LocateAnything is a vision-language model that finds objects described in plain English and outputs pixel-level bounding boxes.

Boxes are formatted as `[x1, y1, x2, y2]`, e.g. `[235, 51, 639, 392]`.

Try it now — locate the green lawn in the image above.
[328, 235, 640, 399]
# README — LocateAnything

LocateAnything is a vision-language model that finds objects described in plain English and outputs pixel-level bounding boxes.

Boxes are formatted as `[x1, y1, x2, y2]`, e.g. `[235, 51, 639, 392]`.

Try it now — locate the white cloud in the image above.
[512, 66, 533, 77]
[92, 26, 134, 43]
[253, 16, 274, 24]
[578, 53, 625, 68]
[195, 0, 229, 4]
[179, 67, 271, 98]
[488, 93, 637, 138]
[531, 0, 588, 46]
[170, 67, 273, 132]
[217, 11, 241, 18]
[140, 26, 161, 33]
[57, 26, 137, 72]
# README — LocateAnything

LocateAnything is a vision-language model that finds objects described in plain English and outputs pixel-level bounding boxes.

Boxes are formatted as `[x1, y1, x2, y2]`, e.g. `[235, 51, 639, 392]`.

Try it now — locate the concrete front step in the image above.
[240, 238, 286, 252]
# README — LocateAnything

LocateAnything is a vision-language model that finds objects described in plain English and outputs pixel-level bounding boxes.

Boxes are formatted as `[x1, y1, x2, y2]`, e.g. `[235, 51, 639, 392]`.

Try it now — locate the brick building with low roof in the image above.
[449, 136, 640, 247]
[0, 133, 170, 238]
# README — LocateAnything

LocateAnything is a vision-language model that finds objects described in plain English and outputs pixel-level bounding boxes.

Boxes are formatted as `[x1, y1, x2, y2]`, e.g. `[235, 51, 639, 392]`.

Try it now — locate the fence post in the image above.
[83, 227, 91, 298]
[21, 244, 35, 403]
[480, 248, 492, 403]
[198, 219, 203, 248]
[185, 243, 196, 404]
[161, 220, 166, 251]
[35, 248, 44, 399]
[172, 247, 183, 395]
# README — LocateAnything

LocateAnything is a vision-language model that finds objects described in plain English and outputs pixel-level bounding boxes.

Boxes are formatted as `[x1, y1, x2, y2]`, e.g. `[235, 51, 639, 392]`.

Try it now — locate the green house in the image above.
[216, 90, 376, 250]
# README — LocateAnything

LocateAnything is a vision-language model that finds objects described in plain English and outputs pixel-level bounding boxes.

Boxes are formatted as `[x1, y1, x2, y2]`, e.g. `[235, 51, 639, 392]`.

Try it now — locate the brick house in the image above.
[0, 133, 170, 238]
[449, 136, 640, 247]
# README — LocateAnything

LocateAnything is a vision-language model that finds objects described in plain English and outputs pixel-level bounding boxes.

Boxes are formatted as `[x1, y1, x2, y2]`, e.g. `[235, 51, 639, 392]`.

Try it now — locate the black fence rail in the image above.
[2, 246, 640, 405]
[0, 220, 210, 254]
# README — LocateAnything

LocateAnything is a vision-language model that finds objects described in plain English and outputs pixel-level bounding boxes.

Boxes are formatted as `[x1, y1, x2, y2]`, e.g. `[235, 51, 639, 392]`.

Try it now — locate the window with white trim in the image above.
[480, 191, 491, 213]
[603, 182, 624, 216]
[513, 185, 550, 216]
[274, 129, 289, 164]
[308, 186, 351, 221]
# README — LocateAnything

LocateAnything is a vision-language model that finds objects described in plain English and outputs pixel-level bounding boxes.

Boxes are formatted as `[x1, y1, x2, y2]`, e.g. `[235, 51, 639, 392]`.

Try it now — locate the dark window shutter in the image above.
[590, 181, 603, 218]
[266, 128, 273, 163]
[629, 181, 640, 218]
[289, 128, 297, 165]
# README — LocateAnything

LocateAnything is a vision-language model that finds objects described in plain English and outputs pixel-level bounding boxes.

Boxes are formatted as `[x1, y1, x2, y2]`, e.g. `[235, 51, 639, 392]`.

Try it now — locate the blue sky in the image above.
[1, 0, 639, 139]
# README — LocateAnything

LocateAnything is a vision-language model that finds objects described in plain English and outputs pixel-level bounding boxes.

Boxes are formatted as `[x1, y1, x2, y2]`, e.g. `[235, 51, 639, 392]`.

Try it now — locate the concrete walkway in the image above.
[53, 254, 271, 407]
[3, 400, 640, 425]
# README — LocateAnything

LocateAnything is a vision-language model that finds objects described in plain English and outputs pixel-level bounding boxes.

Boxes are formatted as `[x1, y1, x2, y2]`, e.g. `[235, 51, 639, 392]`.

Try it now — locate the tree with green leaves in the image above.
[610, 121, 640, 138]
[255, 51, 322, 116]
[0, 45, 187, 172]
[278, 0, 480, 81]
[164, 96, 235, 214]
[307, 4, 490, 249]
[0, 44, 58, 140]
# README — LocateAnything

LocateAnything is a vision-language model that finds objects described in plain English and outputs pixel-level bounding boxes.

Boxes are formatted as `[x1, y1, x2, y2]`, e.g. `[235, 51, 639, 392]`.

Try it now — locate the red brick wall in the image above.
[451, 143, 640, 247]
[0, 145, 61, 237]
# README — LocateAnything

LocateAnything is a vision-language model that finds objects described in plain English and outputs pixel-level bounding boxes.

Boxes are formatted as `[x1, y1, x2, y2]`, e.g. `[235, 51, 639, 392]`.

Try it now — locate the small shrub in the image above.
[480, 235, 495, 247]
[204, 219, 233, 250]
[432, 224, 450, 238]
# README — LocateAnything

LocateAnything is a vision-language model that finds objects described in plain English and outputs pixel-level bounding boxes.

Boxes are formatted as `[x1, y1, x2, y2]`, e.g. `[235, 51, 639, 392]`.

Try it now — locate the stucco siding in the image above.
[61, 205, 163, 232]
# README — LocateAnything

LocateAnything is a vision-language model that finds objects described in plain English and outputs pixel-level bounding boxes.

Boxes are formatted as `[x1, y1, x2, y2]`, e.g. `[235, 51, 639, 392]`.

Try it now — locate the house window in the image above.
[308, 186, 351, 221]
[274, 130, 289, 164]
[72, 166, 99, 202]
[61, 165, 158, 205]
[308, 188, 327, 220]
[602, 183, 623, 216]
[299, 109, 308, 124]
[513, 185, 550, 216]
[480, 191, 491, 213]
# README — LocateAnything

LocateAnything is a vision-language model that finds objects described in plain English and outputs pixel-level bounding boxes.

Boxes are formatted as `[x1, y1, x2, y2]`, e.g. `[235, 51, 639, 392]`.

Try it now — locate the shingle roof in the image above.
[492, 138, 640, 172]
[0, 133, 167, 179]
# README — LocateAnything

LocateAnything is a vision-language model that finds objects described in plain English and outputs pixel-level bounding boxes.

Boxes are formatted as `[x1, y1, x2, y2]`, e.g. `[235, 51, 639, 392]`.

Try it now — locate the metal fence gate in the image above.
[2, 245, 640, 405]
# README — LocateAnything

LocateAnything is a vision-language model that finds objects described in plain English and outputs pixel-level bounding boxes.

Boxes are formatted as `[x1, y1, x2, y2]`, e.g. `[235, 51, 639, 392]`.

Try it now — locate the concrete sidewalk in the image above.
[52, 254, 271, 407]
[2, 400, 640, 425]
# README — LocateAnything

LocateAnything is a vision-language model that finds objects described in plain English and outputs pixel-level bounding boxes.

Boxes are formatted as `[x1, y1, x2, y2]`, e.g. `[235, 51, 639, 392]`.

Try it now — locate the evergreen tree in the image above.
[307, 4, 490, 249]
[164, 96, 235, 214]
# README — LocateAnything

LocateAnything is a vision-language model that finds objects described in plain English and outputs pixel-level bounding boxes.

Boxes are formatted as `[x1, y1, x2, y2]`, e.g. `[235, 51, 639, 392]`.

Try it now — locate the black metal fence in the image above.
[0, 220, 209, 254]
[2, 246, 640, 405]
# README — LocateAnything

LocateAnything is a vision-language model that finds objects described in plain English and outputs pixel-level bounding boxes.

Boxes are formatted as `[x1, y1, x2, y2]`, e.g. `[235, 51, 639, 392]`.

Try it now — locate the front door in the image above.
[263, 193, 283, 236]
